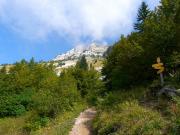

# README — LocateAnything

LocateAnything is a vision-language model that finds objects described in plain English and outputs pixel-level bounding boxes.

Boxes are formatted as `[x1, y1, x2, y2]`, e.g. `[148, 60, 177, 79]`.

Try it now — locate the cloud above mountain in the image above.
[0, 0, 159, 42]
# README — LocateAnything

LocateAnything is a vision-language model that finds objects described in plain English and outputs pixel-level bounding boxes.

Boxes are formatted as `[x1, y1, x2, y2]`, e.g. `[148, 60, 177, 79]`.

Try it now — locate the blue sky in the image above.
[0, 0, 160, 64]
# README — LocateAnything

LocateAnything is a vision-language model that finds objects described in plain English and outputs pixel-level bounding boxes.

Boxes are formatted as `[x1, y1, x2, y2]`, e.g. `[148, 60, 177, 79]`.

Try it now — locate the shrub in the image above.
[32, 71, 81, 118]
[0, 95, 26, 117]
[102, 36, 145, 89]
[169, 97, 180, 134]
[98, 87, 146, 109]
[23, 113, 50, 132]
[93, 101, 167, 135]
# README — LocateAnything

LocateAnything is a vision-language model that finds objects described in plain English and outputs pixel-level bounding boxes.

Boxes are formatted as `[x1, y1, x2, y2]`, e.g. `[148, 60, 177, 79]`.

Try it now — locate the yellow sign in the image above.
[152, 63, 164, 70]
[157, 67, 165, 74]
[152, 57, 164, 74]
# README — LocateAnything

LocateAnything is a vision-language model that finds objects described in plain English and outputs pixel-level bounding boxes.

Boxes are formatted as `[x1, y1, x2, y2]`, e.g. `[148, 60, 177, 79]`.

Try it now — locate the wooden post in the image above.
[160, 73, 164, 86]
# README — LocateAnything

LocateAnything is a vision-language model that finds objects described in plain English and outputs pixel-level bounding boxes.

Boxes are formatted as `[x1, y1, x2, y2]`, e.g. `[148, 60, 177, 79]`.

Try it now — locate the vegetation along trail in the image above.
[69, 108, 96, 135]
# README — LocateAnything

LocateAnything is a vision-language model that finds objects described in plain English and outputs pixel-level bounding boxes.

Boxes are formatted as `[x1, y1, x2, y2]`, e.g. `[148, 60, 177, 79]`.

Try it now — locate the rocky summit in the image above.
[53, 43, 108, 61]
[53, 43, 108, 75]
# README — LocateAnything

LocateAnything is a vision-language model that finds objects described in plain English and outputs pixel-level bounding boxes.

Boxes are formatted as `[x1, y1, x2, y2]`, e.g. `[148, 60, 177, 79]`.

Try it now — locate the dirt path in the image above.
[69, 108, 96, 135]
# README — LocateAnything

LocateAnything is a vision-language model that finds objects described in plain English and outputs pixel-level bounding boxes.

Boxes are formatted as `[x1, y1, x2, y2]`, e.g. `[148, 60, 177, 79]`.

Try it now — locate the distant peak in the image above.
[53, 42, 108, 61]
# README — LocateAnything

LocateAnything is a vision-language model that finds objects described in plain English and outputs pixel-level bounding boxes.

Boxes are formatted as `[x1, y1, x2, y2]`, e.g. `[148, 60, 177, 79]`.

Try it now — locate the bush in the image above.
[23, 113, 50, 132]
[0, 60, 82, 118]
[32, 70, 81, 118]
[169, 97, 180, 134]
[98, 87, 146, 109]
[0, 95, 26, 117]
[93, 101, 167, 135]
[103, 36, 145, 89]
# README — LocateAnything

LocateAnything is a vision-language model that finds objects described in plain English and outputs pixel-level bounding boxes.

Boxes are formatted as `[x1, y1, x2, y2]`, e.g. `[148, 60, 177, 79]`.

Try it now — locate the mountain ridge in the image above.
[53, 43, 108, 61]
[52, 43, 108, 75]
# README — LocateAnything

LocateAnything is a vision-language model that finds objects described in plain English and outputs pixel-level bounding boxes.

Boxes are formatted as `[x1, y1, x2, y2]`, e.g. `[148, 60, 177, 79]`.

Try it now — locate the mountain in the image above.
[53, 43, 108, 61]
[52, 43, 108, 75]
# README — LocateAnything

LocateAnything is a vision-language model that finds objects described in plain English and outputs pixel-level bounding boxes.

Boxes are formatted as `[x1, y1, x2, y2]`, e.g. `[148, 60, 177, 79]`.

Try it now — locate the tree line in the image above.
[0, 56, 103, 131]
[103, 0, 180, 90]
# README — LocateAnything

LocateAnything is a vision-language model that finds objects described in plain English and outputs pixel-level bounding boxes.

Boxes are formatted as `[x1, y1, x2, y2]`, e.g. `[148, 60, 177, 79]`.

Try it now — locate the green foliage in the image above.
[103, 0, 180, 90]
[76, 55, 88, 70]
[0, 0, 179, 134]
[103, 36, 144, 89]
[93, 101, 167, 135]
[85, 70, 105, 105]
[134, 1, 150, 32]
[169, 97, 180, 134]
[33, 71, 81, 117]
[46, 103, 86, 135]
[165, 52, 180, 87]
[73, 58, 105, 103]
[0, 103, 86, 135]
[98, 87, 147, 109]
[0, 95, 26, 117]
[95, 0, 179, 134]
[0, 56, 100, 134]
[0, 59, 81, 119]
[24, 114, 50, 131]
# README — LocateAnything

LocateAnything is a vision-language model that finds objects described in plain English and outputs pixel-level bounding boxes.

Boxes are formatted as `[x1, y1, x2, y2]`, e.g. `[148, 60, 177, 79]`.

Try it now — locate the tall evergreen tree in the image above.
[175, 1, 180, 49]
[76, 55, 88, 70]
[134, 1, 150, 32]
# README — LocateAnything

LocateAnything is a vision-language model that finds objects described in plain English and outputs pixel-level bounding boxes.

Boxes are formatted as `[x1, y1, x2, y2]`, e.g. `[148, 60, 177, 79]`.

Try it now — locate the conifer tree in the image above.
[134, 1, 150, 32]
[76, 55, 88, 70]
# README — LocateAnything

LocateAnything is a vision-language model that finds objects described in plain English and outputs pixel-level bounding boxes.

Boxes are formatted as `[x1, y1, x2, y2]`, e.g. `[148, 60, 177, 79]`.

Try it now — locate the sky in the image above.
[0, 0, 160, 64]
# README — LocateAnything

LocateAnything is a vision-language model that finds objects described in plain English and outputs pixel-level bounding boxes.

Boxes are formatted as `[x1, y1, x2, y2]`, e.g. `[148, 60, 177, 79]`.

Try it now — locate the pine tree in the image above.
[174, 1, 180, 49]
[29, 57, 36, 68]
[134, 1, 150, 32]
[76, 55, 88, 70]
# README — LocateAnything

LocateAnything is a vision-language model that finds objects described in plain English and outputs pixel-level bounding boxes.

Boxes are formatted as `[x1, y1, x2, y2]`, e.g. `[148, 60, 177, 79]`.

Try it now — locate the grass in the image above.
[0, 112, 30, 135]
[0, 103, 87, 135]
[98, 86, 147, 110]
[93, 100, 167, 135]
[32, 103, 87, 135]
[93, 84, 180, 135]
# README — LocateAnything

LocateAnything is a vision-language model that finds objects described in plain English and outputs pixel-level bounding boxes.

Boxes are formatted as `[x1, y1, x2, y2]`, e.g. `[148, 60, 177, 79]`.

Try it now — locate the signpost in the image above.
[152, 57, 165, 86]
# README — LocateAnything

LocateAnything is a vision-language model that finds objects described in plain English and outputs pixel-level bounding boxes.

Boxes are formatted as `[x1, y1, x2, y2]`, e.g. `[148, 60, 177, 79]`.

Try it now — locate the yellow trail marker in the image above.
[152, 63, 164, 70]
[152, 57, 165, 86]
[157, 67, 165, 74]
[152, 57, 164, 74]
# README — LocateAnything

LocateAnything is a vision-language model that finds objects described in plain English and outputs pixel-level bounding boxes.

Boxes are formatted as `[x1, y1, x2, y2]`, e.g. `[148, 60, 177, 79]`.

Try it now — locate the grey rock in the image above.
[158, 86, 180, 98]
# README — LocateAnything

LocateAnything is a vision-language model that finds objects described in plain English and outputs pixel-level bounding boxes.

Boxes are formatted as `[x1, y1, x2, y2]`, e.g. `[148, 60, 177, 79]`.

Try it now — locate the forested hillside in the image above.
[93, 0, 180, 134]
[0, 57, 103, 134]
[0, 0, 179, 135]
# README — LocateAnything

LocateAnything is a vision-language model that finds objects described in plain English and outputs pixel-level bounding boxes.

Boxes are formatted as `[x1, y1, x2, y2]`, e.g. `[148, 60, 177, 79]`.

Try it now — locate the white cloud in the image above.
[0, 0, 159, 42]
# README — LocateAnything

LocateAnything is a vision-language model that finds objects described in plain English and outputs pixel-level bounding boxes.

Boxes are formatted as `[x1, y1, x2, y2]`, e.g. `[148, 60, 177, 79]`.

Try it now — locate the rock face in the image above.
[53, 43, 108, 61]
[158, 86, 180, 98]
[53, 43, 108, 75]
